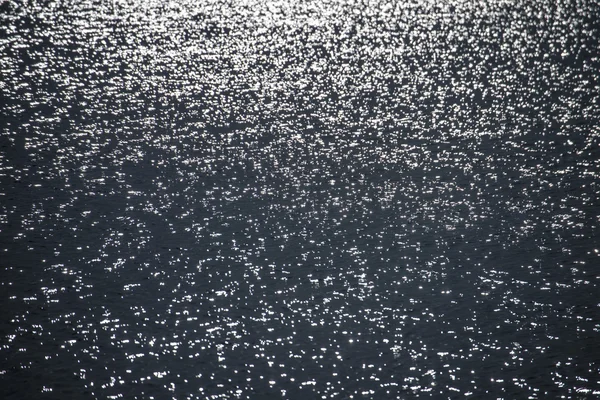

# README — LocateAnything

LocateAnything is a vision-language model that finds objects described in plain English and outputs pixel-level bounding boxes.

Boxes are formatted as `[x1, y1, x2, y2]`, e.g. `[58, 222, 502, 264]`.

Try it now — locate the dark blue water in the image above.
[1, 0, 599, 398]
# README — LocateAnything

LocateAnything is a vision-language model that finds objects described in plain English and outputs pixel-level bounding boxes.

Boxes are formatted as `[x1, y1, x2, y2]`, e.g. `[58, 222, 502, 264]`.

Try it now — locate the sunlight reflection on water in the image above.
[1, 0, 599, 398]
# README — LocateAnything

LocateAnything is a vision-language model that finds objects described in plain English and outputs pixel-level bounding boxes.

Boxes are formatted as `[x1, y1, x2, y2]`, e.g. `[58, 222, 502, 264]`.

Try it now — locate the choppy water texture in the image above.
[1, 0, 600, 398]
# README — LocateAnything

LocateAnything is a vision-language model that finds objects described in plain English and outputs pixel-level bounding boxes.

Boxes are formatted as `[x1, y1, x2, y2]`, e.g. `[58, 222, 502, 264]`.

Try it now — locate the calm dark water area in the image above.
[1, 0, 600, 398]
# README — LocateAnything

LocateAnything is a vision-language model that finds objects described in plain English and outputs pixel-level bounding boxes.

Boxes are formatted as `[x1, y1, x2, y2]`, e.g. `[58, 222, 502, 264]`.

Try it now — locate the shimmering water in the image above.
[1, 0, 599, 398]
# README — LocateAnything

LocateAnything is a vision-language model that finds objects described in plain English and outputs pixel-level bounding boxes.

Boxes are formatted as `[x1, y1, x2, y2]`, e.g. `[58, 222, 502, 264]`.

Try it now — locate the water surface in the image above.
[1, 0, 599, 398]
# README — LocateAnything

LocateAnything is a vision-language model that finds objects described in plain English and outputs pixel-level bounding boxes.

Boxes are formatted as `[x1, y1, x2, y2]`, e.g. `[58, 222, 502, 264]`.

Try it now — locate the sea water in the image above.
[1, 0, 599, 398]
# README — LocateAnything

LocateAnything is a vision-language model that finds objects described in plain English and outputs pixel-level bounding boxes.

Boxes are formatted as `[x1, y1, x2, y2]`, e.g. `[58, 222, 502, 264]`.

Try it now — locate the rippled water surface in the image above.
[1, 0, 600, 398]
